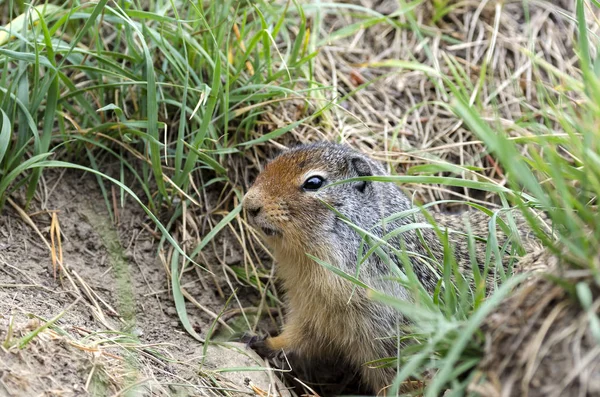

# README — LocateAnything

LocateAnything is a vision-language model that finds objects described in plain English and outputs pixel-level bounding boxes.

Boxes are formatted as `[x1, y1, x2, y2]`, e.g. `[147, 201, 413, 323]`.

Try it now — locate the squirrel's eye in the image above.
[302, 176, 324, 191]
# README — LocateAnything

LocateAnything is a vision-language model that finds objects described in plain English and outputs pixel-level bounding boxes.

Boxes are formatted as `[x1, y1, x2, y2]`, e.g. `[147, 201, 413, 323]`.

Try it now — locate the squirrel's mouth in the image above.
[247, 215, 281, 238]
[260, 225, 281, 237]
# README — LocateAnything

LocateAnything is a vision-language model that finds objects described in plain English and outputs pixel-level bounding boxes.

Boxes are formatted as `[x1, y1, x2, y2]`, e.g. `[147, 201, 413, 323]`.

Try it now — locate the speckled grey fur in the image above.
[279, 142, 530, 287]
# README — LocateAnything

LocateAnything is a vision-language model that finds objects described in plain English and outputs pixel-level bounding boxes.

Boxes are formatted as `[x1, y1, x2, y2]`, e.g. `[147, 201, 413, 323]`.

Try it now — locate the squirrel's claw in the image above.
[241, 332, 278, 358]
[240, 331, 262, 347]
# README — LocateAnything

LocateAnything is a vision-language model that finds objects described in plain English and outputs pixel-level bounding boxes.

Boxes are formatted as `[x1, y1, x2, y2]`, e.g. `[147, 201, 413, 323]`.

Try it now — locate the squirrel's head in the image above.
[243, 143, 389, 252]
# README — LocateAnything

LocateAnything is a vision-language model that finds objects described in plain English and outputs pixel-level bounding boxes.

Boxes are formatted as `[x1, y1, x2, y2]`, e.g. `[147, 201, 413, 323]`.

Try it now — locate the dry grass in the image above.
[472, 250, 600, 397]
[241, 0, 584, 180]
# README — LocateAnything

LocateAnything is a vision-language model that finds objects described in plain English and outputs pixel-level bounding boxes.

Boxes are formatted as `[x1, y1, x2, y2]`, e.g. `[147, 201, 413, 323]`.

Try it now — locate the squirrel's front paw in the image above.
[240, 332, 278, 359]
[240, 332, 264, 346]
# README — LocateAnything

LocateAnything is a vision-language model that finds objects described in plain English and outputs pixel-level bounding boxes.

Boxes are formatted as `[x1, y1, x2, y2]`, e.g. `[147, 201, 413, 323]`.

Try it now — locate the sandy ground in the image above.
[0, 170, 290, 396]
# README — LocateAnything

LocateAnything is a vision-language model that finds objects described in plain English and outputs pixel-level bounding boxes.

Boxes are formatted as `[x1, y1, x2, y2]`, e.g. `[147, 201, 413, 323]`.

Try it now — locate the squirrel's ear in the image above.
[349, 157, 372, 193]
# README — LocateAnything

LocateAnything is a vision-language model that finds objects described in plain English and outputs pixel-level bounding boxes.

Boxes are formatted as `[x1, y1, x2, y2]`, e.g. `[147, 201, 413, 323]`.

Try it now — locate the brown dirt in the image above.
[0, 170, 289, 396]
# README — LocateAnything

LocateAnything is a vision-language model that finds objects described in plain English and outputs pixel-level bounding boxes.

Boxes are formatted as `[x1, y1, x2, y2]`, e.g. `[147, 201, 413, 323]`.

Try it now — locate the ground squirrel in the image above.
[242, 142, 541, 394]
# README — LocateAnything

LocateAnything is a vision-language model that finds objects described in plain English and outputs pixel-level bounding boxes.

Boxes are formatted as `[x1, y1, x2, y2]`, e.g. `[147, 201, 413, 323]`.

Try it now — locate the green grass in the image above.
[0, 0, 321, 209]
[1, 0, 599, 396]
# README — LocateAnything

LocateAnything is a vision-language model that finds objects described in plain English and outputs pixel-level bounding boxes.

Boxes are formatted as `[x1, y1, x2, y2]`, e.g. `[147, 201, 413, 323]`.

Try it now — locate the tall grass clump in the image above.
[0, 1, 320, 209]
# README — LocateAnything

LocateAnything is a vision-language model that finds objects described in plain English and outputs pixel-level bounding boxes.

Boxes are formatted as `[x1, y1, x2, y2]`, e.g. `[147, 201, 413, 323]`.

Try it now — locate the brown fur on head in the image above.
[243, 148, 324, 247]
[242, 143, 374, 255]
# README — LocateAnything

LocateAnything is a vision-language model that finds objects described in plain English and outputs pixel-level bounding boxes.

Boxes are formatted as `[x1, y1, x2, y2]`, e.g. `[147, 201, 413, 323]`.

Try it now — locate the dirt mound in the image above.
[472, 250, 600, 397]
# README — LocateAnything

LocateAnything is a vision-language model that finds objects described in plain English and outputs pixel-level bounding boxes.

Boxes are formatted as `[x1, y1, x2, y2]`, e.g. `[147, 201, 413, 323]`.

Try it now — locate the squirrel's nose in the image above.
[247, 205, 261, 218]
[242, 189, 262, 218]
